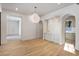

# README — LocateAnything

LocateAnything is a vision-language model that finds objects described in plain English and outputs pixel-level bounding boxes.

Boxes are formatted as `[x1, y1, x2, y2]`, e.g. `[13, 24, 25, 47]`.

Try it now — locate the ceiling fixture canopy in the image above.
[30, 6, 40, 23]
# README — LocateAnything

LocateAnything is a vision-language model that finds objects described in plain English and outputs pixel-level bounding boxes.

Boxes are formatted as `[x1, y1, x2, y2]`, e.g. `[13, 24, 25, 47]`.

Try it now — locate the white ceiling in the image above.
[2, 3, 73, 16]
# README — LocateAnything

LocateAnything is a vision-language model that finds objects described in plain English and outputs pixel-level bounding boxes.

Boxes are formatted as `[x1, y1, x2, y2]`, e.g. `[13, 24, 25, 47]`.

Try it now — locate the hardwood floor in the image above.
[0, 39, 79, 56]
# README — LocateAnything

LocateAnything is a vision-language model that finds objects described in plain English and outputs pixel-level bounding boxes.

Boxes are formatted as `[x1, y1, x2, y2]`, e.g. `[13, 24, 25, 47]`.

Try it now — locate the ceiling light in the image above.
[16, 8, 18, 11]
[30, 6, 40, 23]
[30, 13, 40, 23]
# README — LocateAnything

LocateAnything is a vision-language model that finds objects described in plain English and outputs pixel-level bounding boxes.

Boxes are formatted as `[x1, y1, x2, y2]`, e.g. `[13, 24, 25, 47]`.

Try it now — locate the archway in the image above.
[62, 14, 76, 54]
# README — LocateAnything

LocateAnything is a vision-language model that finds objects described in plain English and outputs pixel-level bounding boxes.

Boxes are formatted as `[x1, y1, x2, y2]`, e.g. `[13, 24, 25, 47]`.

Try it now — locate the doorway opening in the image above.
[63, 14, 76, 54]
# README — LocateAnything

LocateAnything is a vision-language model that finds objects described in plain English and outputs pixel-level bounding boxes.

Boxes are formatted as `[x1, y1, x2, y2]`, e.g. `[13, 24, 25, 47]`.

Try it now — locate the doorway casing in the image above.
[61, 14, 76, 48]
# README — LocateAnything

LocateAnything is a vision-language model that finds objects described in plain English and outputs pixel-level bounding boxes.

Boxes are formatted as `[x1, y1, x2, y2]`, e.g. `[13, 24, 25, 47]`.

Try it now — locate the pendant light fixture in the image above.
[30, 6, 40, 23]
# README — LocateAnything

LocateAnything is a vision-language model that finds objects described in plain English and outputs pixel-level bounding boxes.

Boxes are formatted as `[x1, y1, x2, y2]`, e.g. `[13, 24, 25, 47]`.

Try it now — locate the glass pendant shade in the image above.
[30, 13, 40, 23]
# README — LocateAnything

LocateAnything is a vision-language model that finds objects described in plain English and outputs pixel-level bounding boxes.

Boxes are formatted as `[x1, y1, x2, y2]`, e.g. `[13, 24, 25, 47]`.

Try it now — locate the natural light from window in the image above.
[6, 15, 21, 39]
[64, 43, 75, 54]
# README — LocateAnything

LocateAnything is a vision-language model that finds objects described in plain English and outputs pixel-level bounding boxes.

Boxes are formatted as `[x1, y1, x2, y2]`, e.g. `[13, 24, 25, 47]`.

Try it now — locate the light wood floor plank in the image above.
[0, 39, 79, 56]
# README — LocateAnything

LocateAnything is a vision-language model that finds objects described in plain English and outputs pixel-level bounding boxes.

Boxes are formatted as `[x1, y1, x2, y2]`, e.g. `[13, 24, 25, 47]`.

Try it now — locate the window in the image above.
[7, 15, 21, 39]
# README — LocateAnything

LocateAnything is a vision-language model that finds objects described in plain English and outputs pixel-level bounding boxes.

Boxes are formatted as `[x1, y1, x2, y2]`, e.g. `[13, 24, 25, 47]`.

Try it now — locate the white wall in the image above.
[22, 15, 43, 40]
[48, 16, 62, 43]
[1, 10, 43, 42]
[43, 16, 62, 43]
[0, 4, 2, 12]
[42, 4, 79, 50]
[43, 20, 48, 33]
